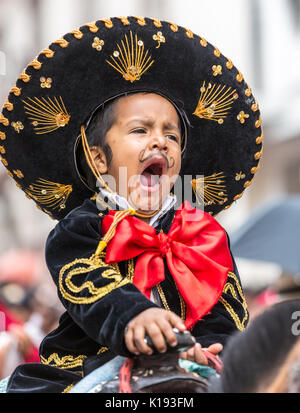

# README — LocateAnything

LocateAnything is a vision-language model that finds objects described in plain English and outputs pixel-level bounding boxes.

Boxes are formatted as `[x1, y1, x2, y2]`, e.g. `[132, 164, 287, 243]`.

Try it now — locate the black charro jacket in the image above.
[7, 199, 248, 393]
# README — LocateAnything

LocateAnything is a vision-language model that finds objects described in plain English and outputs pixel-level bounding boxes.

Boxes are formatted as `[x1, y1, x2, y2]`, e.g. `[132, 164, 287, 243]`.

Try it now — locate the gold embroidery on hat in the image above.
[255, 116, 262, 128]
[85, 21, 99, 32]
[185, 28, 194, 38]
[226, 59, 233, 69]
[28, 58, 42, 70]
[168, 21, 178, 32]
[3, 98, 13, 111]
[237, 111, 249, 124]
[1, 157, 8, 167]
[106, 31, 154, 83]
[200, 37, 207, 47]
[193, 81, 237, 123]
[40, 48, 54, 58]
[214, 48, 221, 57]
[234, 192, 243, 201]
[212, 65, 222, 76]
[251, 165, 260, 174]
[0, 132, 6, 140]
[70, 29, 83, 39]
[25, 178, 72, 211]
[236, 71, 244, 83]
[100, 18, 113, 28]
[53, 38, 69, 48]
[235, 171, 246, 181]
[243, 179, 253, 188]
[256, 131, 263, 144]
[11, 84, 22, 96]
[134, 16, 146, 26]
[152, 18, 162, 28]
[22, 96, 70, 134]
[153, 31, 165, 48]
[245, 86, 252, 97]
[19, 69, 31, 83]
[254, 146, 263, 160]
[40, 77, 52, 88]
[11, 121, 24, 133]
[92, 37, 104, 51]
[191, 172, 228, 207]
[117, 16, 130, 26]
[13, 169, 24, 179]
[252, 101, 259, 112]
[0, 145, 5, 154]
[0, 114, 9, 126]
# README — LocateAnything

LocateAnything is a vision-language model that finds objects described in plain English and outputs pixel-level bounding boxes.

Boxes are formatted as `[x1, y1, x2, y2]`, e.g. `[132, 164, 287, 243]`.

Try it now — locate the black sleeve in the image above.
[45, 206, 159, 357]
[191, 254, 249, 349]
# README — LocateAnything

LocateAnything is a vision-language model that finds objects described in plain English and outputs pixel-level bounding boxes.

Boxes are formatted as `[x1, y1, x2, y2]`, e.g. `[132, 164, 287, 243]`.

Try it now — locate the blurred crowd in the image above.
[0, 248, 64, 379]
[0, 247, 299, 380]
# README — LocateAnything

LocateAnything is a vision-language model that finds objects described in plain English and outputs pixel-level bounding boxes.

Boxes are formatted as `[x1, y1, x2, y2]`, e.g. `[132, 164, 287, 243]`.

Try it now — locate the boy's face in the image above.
[91, 93, 182, 217]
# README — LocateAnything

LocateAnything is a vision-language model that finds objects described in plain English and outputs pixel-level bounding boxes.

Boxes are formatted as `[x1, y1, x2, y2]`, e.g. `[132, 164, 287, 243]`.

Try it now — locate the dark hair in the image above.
[77, 98, 117, 191]
[214, 299, 300, 393]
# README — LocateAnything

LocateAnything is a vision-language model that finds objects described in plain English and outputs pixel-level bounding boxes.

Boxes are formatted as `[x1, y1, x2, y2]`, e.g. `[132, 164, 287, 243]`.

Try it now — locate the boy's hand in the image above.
[124, 308, 186, 355]
[179, 342, 223, 366]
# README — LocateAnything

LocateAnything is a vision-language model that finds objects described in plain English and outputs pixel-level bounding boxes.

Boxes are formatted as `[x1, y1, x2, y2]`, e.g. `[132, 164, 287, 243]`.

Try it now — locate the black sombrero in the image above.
[0, 16, 263, 220]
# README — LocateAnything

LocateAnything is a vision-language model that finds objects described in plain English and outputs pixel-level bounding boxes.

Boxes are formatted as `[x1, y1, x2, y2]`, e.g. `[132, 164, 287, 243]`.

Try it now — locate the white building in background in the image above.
[0, 0, 299, 252]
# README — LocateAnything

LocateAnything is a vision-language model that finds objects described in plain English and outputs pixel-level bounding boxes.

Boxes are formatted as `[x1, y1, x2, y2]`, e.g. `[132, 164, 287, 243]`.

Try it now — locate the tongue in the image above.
[140, 171, 160, 187]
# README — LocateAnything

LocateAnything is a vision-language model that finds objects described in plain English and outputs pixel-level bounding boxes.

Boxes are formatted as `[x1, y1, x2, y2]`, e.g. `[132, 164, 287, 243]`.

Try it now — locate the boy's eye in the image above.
[167, 134, 180, 143]
[131, 128, 146, 134]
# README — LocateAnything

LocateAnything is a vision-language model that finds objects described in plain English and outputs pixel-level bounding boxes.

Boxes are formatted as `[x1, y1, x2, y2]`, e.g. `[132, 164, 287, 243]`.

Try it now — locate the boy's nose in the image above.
[149, 133, 168, 152]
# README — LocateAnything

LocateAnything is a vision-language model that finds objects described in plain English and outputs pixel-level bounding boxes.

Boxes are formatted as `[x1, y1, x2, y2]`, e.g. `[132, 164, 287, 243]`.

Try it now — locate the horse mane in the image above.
[216, 299, 300, 393]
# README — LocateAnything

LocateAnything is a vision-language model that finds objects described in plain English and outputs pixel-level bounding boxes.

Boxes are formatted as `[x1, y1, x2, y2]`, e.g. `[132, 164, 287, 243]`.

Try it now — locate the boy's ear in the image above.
[89, 146, 108, 175]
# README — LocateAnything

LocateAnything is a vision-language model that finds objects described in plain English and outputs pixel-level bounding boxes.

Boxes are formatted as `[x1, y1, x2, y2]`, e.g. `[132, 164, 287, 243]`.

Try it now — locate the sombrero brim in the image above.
[0, 16, 263, 220]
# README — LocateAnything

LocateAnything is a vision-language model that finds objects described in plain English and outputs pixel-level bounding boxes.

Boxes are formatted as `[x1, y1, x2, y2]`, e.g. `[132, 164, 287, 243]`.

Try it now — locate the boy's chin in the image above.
[128, 192, 165, 216]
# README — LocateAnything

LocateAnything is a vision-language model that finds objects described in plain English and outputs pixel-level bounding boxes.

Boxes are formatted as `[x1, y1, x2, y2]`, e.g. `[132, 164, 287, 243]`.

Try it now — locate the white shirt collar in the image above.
[97, 188, 176, 228]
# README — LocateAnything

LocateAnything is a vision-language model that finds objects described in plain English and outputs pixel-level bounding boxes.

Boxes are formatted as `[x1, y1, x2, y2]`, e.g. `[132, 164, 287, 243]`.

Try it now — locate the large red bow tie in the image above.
[102, 201, 233, 329]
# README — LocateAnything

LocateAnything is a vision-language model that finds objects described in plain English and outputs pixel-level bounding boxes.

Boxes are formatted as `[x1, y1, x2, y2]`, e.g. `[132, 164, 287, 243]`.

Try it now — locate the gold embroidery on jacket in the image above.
[219, 271, 248, 331]
[62, 382, 77, 393]
[97, 346, 109, 355]
[59, 255, 130, 304]
[40, 353, 87, 369]
[156, 283, 186, 322]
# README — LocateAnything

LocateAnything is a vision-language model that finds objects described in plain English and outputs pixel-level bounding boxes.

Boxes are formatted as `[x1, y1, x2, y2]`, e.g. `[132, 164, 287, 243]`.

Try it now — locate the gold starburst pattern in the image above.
[191, 172, 228, 207]
[22, 96, 70, 135]
[193, 81, 237, 123]
[106, 31, 154, 83]
[25, 178, 72, 211]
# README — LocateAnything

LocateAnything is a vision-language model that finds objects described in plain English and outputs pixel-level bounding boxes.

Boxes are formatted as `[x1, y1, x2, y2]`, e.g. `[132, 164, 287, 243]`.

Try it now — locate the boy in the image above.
[0, 16, 262, 392]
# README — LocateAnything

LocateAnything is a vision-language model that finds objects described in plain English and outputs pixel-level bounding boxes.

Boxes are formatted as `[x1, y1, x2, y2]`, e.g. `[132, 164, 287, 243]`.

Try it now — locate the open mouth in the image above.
[139, 156, 167, 191]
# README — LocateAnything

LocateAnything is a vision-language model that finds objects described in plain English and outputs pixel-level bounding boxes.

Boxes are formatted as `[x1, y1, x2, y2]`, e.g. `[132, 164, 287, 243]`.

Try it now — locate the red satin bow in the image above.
[102, 201, 233, 329]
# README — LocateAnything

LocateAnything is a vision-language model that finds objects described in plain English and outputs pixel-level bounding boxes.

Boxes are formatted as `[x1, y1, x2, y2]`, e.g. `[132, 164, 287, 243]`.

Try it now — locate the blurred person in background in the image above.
[0, 249, 63, 379]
